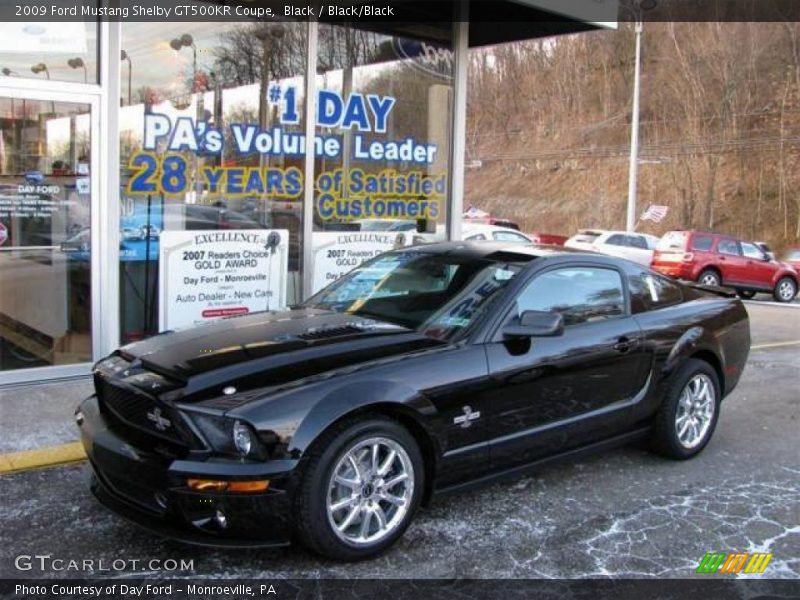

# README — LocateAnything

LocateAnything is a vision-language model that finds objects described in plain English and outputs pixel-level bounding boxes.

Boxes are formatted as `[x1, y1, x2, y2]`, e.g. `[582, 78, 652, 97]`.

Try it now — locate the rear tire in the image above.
[651, 359, 721, 460]
[294, 416, 424, 561]
[773, 277, 797, 303]
[698, 268, 722, 287]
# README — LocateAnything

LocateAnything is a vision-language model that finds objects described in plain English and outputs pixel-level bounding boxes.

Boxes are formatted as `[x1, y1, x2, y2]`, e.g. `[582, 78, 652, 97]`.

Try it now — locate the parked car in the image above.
[651, 231, 799, 302]
[568, 230, 660, 267]
[528, 232, 568, 246]
[564, 228, 605, 251]
[462, 223, 533, 243]
[79, 242, 750, 559]
[781, 246, 800, 271]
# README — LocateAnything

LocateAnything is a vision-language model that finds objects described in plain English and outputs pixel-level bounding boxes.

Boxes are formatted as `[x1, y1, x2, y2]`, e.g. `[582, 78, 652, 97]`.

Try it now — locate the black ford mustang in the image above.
[77, 242, 750, 560]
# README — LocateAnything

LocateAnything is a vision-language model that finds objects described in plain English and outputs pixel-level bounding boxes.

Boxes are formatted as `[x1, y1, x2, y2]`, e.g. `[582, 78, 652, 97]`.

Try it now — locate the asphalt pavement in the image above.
[0, 302, 797, 579]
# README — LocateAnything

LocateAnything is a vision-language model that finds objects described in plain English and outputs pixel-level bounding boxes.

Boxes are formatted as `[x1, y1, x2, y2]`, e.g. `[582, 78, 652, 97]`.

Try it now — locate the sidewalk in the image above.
[0, 377, 91, 472]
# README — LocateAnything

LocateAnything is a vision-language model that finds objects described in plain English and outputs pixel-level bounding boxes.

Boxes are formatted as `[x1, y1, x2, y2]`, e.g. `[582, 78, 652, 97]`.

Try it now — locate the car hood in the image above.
[116, 308, 445, 397]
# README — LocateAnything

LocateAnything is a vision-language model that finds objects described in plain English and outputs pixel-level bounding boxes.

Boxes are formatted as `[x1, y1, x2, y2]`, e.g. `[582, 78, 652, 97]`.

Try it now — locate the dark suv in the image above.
[651, 230, 798, 302]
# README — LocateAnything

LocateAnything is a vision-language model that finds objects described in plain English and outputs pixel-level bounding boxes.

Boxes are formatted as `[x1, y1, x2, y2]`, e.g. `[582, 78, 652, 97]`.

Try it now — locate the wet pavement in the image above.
[0, 304, 798, 579]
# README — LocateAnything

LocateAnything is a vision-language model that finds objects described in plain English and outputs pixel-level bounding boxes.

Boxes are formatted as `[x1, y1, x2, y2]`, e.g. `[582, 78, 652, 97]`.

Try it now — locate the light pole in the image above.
[255, 24, 286, 174]
[171, 33, 203, 202]
[626, 20, 643, 232]
[120, 50, 133, 105]
[67, 57, 87, 83]
[31, 62, 50, 79]
[31, 63, 55, 112]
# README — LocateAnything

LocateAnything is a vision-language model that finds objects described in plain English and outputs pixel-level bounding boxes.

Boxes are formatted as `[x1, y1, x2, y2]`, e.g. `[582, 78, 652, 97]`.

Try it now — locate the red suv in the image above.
[652, 230, 799, 303]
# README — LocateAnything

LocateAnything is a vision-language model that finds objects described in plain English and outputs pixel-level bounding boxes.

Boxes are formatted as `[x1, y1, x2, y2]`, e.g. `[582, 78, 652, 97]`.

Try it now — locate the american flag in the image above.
[640, 205, 669, 223]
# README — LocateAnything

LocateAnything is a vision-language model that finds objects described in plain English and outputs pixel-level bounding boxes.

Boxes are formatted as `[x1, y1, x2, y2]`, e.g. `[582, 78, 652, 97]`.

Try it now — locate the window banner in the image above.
[158, 229, 288, 330]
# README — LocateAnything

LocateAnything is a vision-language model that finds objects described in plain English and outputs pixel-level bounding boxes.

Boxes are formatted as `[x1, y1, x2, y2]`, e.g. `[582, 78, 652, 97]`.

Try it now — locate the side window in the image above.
[466, 233, 487, 241]
[515, 267, 625, 326]
[691, 235, 713, 251]
[494, 231, 529, 243]
[628, 235, 648, 249]
[717, 239, 741, 256]
[606, 234, 626, 246]
[641, 273, 683, 309]
[741, 242, 764, 260]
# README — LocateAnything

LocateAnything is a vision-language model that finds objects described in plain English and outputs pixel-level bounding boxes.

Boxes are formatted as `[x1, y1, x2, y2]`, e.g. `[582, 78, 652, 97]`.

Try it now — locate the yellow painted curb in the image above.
[0, 442, 86, 475]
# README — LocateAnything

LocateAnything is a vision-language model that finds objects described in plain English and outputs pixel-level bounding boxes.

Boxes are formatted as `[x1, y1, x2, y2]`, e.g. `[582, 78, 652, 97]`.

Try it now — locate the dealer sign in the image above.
[159, 229, 288, 331]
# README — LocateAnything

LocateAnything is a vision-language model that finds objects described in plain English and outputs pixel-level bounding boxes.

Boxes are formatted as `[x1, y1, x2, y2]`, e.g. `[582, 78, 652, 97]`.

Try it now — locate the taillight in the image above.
[682, 252, 694, 262]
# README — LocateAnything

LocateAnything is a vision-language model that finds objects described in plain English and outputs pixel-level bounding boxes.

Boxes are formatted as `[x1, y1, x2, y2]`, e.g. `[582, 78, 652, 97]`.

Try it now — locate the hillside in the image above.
[465, 22, 800, 252]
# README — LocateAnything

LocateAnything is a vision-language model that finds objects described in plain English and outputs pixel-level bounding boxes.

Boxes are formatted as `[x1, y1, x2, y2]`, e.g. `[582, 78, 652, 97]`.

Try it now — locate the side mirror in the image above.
[763, 253, 772, 262]
[503, 310, 564, 339]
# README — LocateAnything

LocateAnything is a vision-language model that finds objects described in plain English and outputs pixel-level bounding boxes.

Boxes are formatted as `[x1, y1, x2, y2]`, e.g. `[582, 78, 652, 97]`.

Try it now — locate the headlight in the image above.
[232, 420, 252, 455]
[188, 413, 266, 460]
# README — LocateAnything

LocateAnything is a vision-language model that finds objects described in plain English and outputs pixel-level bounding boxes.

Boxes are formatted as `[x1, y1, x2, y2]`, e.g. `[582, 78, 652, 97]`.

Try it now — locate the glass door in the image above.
[0, 88, 100, 384]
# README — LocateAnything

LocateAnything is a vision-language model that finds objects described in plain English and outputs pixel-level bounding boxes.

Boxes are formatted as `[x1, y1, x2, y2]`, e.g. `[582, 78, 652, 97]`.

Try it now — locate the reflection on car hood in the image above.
[117, 308, 444, 391]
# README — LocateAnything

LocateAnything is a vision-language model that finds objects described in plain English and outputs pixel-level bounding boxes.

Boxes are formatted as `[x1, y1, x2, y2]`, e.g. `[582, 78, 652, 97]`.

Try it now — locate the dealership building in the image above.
[0, 1, 616, 386]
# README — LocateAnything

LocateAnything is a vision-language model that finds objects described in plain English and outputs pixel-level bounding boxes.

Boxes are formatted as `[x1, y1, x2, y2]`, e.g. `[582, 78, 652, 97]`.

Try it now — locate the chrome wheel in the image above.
[326, 437, 414, 547]
[778, 279, 796, 301]
[675, 373, 716, 449]
[700, 271, 720, 286]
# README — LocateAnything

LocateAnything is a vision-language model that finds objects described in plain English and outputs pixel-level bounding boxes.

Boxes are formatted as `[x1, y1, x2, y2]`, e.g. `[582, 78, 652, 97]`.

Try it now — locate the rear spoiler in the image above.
[685, 282, 737, 298]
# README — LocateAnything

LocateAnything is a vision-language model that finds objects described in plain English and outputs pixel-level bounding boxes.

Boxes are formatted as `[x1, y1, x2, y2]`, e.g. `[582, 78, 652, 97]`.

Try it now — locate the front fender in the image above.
[230, 378, 437, 459]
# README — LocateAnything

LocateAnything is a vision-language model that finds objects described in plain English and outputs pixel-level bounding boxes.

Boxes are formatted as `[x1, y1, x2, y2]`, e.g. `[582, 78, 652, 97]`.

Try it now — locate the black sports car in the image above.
[77, 242, 750, 560]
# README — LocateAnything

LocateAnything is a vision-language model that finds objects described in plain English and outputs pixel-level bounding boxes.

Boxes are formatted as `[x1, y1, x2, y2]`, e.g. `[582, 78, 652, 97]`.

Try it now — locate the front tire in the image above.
[651, 359, 721, 460]
[774, 277, 797, 303]
[294, 416, 424, 560]
[737, 289, 756, 299]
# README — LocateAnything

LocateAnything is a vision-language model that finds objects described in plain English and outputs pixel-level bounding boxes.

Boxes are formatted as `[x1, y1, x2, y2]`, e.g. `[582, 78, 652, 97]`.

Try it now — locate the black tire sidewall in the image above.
[652, 359, 721, 460]
[774, 277, 797, 303]
[296, 417, 424, 560]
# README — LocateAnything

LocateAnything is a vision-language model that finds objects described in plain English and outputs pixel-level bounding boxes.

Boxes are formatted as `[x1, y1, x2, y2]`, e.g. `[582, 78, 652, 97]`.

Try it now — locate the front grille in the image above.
[95, 374, 194, 452]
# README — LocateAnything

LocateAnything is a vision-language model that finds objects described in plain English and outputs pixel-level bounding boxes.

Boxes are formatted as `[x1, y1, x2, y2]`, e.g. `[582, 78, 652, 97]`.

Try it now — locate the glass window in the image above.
[628, 235, 648, 249]
[657, 231, 688, 251]
[119, 22, 307, 342]
[516, 267, 625, 326]
[304, 251, 520, 339]
[640, 273, 683, 309]
[717, 239, 740, 256]
[310, 23, 453, 294]
[691, 235, 713, 251]
[493, 231, 529, 243]
[741, 242, 764, 260]
[0, 97, 93, 371]
[0, 23, 98, 84]
[606, 234, 626, 246]
[465, 233, 486, 241]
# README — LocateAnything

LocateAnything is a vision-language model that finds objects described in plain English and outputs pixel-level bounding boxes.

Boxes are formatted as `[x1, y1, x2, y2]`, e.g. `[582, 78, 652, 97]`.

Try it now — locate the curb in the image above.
[0, 442, 86, 475]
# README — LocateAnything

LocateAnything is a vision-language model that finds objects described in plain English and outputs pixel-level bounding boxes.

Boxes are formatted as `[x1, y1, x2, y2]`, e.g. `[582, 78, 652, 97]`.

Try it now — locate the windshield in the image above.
[304, 251, 522, 340]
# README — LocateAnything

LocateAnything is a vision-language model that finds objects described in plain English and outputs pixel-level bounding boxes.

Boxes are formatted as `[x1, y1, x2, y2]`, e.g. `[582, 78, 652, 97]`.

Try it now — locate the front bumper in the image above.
[77, 395, 298, 548]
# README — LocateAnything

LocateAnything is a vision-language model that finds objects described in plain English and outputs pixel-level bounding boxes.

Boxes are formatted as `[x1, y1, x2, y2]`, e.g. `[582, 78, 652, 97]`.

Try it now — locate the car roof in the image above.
[409, 240, 599, 262]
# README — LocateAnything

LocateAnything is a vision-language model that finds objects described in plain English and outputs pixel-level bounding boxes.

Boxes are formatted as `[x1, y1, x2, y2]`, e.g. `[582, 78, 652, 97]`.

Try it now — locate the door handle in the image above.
[613, 337, 636, 353]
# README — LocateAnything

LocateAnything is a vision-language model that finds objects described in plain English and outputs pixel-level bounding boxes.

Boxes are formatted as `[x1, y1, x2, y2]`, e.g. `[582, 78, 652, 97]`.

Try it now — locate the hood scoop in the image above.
[297, 324, 366, 341]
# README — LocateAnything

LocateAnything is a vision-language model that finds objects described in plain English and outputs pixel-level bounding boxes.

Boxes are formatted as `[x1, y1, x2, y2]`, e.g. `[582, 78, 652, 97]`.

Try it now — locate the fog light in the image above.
[232, 420, 253, 456]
